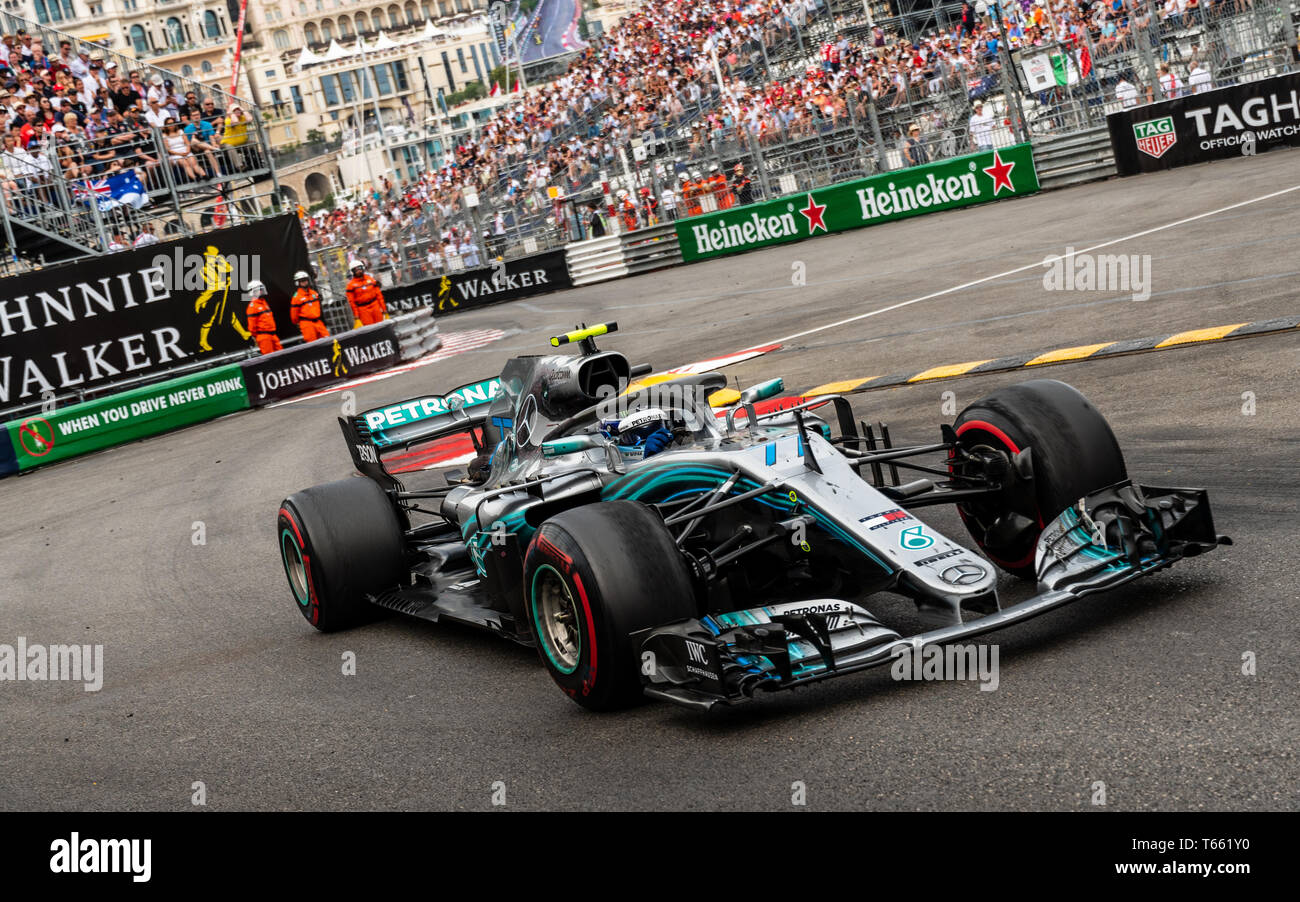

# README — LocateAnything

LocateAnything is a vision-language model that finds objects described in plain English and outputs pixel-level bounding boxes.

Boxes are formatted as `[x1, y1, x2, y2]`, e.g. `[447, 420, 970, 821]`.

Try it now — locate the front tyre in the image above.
[524, 501, 697, 711]
[278, 477, 407, 631]
[953, 379, 1127, 579]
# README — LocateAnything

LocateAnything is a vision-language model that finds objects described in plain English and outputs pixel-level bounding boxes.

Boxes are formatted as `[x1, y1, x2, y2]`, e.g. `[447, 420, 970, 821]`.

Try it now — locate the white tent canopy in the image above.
[323, 39, 354, 61]
[372, 30, 401, 50]
[296, 45, 325, 71]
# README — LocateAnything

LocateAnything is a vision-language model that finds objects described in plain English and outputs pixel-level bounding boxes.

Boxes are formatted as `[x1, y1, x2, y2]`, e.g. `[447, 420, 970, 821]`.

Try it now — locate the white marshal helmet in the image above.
[246, 279, 267, 297]
[348, 258, 365, 272]
[293, 270, 310, 281]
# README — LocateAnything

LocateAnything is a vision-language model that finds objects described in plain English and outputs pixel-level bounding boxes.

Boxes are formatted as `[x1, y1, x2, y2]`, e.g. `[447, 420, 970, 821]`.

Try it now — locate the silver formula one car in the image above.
[277, 323, 1229, 711]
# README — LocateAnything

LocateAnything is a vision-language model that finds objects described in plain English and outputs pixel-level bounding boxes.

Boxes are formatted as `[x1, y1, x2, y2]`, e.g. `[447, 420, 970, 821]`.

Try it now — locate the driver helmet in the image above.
[612, 407, 670, 447]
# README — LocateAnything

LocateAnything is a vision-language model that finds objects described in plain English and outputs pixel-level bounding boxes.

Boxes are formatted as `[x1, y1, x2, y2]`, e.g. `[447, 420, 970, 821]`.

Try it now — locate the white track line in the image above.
[766, 183, 1300, 347]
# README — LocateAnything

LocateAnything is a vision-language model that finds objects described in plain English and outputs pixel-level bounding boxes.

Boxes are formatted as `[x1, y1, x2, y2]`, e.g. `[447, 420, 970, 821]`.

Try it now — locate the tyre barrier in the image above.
[391, 307, 442, 362]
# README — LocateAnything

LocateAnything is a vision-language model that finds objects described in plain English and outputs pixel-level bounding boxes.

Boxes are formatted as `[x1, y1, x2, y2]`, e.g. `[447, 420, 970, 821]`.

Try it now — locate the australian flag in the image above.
[75, 172, 150, 212]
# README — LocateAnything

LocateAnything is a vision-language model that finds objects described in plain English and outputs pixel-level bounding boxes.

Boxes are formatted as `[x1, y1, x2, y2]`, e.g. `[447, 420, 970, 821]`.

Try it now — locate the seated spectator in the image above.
[160, 116, 205, 181]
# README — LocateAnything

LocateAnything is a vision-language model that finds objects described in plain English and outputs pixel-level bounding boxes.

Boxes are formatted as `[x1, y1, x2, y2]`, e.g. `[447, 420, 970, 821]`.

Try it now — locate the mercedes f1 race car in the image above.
[277, 323, 1229, 711]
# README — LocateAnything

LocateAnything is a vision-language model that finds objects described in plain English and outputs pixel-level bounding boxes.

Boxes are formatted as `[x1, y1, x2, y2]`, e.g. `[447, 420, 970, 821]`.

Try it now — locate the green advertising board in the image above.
[4, 365, 250, 472]
[675, 144, 1039, 262]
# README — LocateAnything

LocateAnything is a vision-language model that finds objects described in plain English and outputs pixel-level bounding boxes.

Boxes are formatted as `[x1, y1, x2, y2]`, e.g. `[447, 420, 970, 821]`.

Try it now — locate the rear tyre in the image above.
[952, 379, 1127, 579]
[524, 501, 697, 711]
[278, 477, 407, 631]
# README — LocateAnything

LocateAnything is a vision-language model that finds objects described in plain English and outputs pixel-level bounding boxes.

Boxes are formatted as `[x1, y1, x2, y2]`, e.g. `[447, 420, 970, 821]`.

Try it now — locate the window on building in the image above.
[273, 29, 290, 50]
[129, 24, 149, 55]
[165, 17, 185, 47]
[290, 85, 305, 114]
[304, 23, 319, 44]
[320, 75, 339, 106]
[388, 6, 401, 29]
[356, 13, 369, 33]
[371, 64, 392, 95]
[201, 60, 213, 73]
[441, 51, 454, 92]
[35, 0, 75, 23]
[322, 21, 334, 41]
[404, 2, 417, 25]
[204, 10, 221, 39]
[392, 60, 409, 91]
[456, 47, 466, 75]
[182, 64, 194, 77]
[339, 17, 353, 38]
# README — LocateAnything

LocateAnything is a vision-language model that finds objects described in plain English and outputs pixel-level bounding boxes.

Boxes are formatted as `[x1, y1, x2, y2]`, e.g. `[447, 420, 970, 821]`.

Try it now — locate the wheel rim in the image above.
[531, 564, 581, 674]
[952, 426, 1040, 568]
[281, 529, 309, 607]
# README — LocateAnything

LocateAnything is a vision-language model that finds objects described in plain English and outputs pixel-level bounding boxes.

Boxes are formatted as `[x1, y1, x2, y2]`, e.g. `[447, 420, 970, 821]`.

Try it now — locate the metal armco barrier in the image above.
[240, 322, 400, 407]
[2, 364, 249, 475]
[620, 224, 685, 277]
[1033, 128, 1117, 191]
[565, 236, 628, 286]
[392, 308, 443, 362]
[565, 226, 687, 286]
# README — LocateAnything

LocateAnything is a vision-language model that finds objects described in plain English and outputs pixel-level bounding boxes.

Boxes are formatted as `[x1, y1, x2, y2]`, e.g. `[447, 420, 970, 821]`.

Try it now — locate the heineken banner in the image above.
[1108, 72, 1300, 176]
[3, 364, 249, 473]
[240, 322, 399, 406]
[676, 144, 1039, 262]
[383, 249, 572, 316]
[0, 214, 310, 415]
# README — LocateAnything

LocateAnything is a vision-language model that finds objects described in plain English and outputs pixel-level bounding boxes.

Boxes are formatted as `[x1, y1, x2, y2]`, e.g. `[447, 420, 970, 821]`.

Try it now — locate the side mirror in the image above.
[739, 378, 784, 405]
[541, 434, 603, 458]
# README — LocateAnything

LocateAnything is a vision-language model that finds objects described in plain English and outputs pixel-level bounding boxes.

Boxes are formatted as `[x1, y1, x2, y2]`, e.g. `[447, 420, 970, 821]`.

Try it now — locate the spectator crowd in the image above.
[3, 0, 1237, 263]
[0, 27, 260, 251]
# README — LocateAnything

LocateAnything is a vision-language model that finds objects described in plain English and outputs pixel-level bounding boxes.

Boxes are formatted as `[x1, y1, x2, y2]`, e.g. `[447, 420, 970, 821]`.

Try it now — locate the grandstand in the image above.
[0, 10, 282, 270]
[4, 0, 1295, 285]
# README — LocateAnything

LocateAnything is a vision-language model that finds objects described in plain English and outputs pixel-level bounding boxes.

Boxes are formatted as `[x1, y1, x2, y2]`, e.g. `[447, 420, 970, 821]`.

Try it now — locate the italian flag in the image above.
[1050, 46, 1091, 86]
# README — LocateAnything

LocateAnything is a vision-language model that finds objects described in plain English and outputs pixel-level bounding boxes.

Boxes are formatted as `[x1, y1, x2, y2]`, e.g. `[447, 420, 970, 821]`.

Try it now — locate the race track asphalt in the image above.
[2, 150, 1297, 811]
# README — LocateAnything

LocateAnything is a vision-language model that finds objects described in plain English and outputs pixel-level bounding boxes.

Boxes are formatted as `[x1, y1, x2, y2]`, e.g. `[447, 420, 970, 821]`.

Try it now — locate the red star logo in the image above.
[799, 193, 828, 233]
[982, 150, 1016, 196]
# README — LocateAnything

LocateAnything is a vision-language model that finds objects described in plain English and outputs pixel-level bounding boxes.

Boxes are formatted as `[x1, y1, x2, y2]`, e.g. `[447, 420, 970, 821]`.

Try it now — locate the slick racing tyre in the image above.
[278, 477, 407, 631]
[952, 379, 1127, 579]
[524, 501, 697, 711]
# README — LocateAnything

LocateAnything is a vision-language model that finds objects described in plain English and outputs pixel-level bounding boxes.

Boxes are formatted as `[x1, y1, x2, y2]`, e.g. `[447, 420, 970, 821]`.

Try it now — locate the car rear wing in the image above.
[357, 377, 503, 451]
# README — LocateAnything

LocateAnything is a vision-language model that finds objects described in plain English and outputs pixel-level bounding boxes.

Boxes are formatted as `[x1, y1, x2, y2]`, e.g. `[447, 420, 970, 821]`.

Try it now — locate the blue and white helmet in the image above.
[612, 407, 670, 446]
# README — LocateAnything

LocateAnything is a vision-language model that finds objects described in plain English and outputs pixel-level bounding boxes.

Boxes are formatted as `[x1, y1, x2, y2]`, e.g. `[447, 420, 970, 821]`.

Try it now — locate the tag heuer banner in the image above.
[1108, 71, 1300, 176]
[383, 249, 572, 316]
[0, 215, 311, 415]
[240, 322, 399, 406]
[675, 144, 1039, 262]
